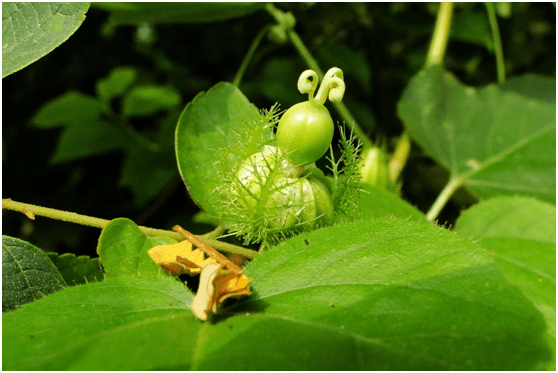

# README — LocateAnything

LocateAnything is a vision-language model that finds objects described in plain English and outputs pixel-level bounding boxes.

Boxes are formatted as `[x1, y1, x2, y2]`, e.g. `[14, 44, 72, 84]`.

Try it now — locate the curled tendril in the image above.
[297, 67, 345, 106]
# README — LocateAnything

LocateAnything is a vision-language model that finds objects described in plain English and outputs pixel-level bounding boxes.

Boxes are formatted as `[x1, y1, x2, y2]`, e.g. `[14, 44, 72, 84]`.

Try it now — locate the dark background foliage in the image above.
[3, 3, 555, 257]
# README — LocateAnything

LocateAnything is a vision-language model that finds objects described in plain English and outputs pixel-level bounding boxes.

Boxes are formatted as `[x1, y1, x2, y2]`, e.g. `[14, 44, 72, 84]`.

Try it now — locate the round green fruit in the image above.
[277, 101, 334, 165]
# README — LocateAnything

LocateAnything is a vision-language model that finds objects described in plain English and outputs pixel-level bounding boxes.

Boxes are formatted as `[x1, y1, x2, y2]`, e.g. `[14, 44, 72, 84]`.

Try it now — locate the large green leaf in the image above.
[95, 2, 265, 25]
[2, 236, 66, 312]
[3, 219, 549, 369]
[398, 66, 556, 203]
[175, 82, 262, 216]
[97, 218, 176, 279]
[2, 276, 194, 370]
[455, 196, 556, 369]
[2, 2, 90, 78]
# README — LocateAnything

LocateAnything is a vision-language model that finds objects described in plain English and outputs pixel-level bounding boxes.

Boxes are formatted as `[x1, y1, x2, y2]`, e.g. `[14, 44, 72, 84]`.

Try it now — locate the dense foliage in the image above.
[2, 2, 555, 370]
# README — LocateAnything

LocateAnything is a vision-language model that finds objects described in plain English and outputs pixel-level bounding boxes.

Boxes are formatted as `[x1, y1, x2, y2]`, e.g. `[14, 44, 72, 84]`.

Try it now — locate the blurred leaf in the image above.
[450, 10, 493, 50]
[31, 91, 105, 128]
[97, 218, 177, 279]
[50, 119, 131, 164]
[2, 276, 194, 370]
[398, 66, 556, 202]
[495, 2, 512, 18]
[317, 43, 373, 95]
[455, 196, 556, 370]
[96, 66, 137, 102]
[356, 183, 426, 222]
[119, 111, 179, 207]
[2, 219, 550, 369]
[119, 145, 177, 206]
[122, 85, 181, 117]
[2, 2, 90, 78]
[2, 236, 66, 312]
[499, 73, 556, 103]
[175, 82, 262, 216]
[46, 252, 103, 286]
[95, 2, 265, 25]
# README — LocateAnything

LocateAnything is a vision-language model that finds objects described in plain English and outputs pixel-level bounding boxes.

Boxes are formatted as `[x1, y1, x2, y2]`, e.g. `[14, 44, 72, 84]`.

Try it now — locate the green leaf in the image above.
[2, 276, 194, 370]
[230, 219, 550, 370]
[121, 85, 181, 118]
[95, 2, 265, 25]
[31, 91, 105, 128]
[96, 218, 176, 279]
[46, 252, 103, 286]
[355, 183, 426, 222]
[398, 66, 556, 203]
[2, 236, 66, 312]
[499, 73, 556, 103]
[1, 220, 550, 369]
[119, 111, 179, 207]
[96, 66, 137, 102]
[450, 10, 493, 50]
[50, 119, 131, 164]
[175, 82, 261, 216]
[455, 196, 556, 369]
[2, 2, 90, 78]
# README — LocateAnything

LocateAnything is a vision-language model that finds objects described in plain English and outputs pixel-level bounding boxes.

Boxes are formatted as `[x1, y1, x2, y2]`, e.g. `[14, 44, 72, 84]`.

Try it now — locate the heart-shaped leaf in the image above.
[455, 196, 556, 369]
[2, 236, 66, 312]
[97, 218, 177, 279]
[175, 82, 263, 216]
[398, 66, 556, 203]
[2, 2, 90, 78]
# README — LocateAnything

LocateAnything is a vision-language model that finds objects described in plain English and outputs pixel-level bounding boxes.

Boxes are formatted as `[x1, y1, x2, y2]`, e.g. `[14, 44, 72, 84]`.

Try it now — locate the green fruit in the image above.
[276, 101, 334, 165]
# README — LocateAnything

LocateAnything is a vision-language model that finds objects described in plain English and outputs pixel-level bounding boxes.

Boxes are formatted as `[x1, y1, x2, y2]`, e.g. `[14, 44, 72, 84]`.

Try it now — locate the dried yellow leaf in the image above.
[191, 263, 252, 321]
[148, 240, 217, 276]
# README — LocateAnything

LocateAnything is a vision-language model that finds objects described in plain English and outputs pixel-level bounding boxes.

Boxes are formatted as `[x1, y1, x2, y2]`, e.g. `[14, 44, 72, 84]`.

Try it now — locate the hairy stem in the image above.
[2, 199, 257, 259]
[484, 2, 506, 83]
[232, 24, 271, 87]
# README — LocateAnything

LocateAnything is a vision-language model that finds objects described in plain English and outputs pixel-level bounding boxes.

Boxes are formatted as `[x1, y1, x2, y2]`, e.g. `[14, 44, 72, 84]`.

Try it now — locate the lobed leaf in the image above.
[2, 236, 66, 312]
[455, 196, 556, 369]
[398, 66, 556, 203]
[2, 2, 90, 78]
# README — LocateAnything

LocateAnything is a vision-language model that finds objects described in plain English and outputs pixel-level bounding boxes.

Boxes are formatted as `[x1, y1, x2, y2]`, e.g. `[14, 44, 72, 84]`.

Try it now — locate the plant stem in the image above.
[425, 2, 454, 67]
[425, 176, 463, 222]
[389, 132, 411, 182]
[484, 2, 506, 83]
[2, 199, 257, 259]
[233, 24, 270, 87]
